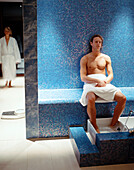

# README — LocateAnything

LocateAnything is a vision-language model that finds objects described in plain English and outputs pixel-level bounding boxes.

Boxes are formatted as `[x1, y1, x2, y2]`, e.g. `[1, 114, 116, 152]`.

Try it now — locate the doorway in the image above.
[0, 2, 23, 76]
[0, 1, 25, 119]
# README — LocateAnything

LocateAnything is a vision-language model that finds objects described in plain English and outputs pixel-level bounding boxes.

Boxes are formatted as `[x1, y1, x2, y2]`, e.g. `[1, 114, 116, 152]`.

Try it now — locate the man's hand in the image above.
[95, 80, 106, 87]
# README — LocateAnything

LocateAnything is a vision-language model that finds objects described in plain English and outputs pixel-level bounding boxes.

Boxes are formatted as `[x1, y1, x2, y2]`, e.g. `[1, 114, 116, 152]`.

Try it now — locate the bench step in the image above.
[69, 126, 134, 167]
[38, 87, 134, 138]
[69, 126, 100, 167]
[39, 87, 134, 104]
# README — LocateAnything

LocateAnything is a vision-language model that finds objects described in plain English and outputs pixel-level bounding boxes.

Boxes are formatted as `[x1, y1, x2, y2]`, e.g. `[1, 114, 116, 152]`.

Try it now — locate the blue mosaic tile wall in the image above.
[39, 103, 88, 138]
[24, 0, 134, 139]
[37, 0, 134, 89]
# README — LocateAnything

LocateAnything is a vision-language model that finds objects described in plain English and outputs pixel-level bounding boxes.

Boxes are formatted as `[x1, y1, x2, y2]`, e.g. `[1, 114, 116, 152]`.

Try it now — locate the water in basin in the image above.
[87, 117, 128, 144]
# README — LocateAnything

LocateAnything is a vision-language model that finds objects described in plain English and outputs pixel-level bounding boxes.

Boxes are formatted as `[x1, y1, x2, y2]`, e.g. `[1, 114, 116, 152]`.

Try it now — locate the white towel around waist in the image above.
[79, 74, 121, 106]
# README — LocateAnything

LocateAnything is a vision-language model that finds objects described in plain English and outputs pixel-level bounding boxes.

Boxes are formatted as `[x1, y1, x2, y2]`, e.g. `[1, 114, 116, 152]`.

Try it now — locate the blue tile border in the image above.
[69, 126, 134, 167]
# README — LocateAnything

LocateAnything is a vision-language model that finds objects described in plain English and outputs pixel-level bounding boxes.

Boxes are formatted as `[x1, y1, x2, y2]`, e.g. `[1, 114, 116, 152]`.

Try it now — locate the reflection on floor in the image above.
[0, 77, 133, 170]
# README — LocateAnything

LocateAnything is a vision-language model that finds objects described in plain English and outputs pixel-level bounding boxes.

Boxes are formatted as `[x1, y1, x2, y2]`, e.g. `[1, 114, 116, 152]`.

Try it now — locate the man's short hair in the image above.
[89, 34, 103, 52]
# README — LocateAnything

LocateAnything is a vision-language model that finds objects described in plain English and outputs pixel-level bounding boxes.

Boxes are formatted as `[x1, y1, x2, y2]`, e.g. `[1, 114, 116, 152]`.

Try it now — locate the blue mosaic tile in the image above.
[38, 87, 134, 138]
[96, 132, 129, 141]
[37, 0, 134, 140]
[69, 127, 100, 167]
[25, 1, 134, 167]
[70, 126, 134, 167]
[38, 89, 83, 104]
[38, 88, 134, 104]
[37, 0, 134, 89]
[69, 127, 98, 154]
[95, 132, 134, 165]
[39, 103, 88, 137]
[128, 138, 134, 162]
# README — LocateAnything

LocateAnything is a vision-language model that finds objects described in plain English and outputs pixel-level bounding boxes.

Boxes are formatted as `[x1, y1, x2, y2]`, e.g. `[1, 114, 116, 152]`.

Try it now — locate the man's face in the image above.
[90, 37, 102, 52]
[4, 29, 11, 36]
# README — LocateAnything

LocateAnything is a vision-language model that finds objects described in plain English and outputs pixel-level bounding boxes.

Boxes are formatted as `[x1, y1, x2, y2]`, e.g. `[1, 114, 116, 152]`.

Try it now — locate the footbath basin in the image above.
[87, 117, 129, 144]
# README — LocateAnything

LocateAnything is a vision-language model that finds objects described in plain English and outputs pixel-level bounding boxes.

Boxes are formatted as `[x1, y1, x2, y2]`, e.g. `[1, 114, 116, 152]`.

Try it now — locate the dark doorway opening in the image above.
[0, 2, 23, 76]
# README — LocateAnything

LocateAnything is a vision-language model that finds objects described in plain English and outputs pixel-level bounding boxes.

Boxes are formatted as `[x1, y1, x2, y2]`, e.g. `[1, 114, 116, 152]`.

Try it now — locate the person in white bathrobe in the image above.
[0, 27, 21, 87]
[80, 34, 126, 133]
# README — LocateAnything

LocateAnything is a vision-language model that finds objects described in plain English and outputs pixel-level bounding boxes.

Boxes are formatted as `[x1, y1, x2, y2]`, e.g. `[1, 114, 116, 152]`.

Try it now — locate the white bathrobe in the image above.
[0, 36, 21, 80]
[79, 74, 121, 106]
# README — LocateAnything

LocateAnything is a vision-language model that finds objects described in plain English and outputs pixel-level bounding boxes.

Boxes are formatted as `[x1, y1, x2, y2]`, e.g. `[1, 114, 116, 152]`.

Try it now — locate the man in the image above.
[80, 34, 126, 133]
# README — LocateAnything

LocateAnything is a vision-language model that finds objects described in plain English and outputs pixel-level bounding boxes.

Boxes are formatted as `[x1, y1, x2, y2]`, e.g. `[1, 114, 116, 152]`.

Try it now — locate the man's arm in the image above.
[105, 56, 113, 84]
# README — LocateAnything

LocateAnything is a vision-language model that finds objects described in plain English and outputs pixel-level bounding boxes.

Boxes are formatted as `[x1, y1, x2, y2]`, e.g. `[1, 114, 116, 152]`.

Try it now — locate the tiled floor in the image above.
[0, 77, 134, 170]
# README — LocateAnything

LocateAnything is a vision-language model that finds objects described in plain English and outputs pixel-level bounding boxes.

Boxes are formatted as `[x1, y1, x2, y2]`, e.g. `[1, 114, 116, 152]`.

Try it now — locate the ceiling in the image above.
[0, 0, 22, 2]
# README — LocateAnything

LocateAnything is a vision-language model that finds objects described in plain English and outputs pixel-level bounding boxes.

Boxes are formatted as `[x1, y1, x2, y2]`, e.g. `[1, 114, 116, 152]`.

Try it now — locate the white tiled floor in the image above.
[0, 77, 134, 170]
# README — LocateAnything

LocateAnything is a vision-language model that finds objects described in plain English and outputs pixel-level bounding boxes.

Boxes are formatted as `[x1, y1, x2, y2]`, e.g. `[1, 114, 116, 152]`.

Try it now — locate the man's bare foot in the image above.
[109, 121, 120, 131]
[95, 127, 100, 133]
[92, 123, 100, 133]
[110, 120, 120, 127]
[90, 121, 100, 133]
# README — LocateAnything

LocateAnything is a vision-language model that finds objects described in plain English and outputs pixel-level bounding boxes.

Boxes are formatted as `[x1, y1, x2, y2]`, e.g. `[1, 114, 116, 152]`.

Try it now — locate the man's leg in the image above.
[111, 91, 126, 126]
[9, 80, 12, 88]
[86, 92, 100, 133]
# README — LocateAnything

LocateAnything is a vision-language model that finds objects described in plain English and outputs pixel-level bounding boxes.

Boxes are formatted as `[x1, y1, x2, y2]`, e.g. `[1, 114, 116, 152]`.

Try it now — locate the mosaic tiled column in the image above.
[23, 0, 39, 138]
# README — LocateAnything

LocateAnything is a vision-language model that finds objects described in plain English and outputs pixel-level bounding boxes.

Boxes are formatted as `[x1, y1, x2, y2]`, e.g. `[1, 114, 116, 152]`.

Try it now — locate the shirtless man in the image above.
[80, 34, 126, 133]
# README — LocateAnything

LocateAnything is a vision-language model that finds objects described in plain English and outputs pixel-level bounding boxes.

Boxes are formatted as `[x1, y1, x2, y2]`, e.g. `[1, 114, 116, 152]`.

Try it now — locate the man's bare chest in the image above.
[87, 57, 106, 70]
